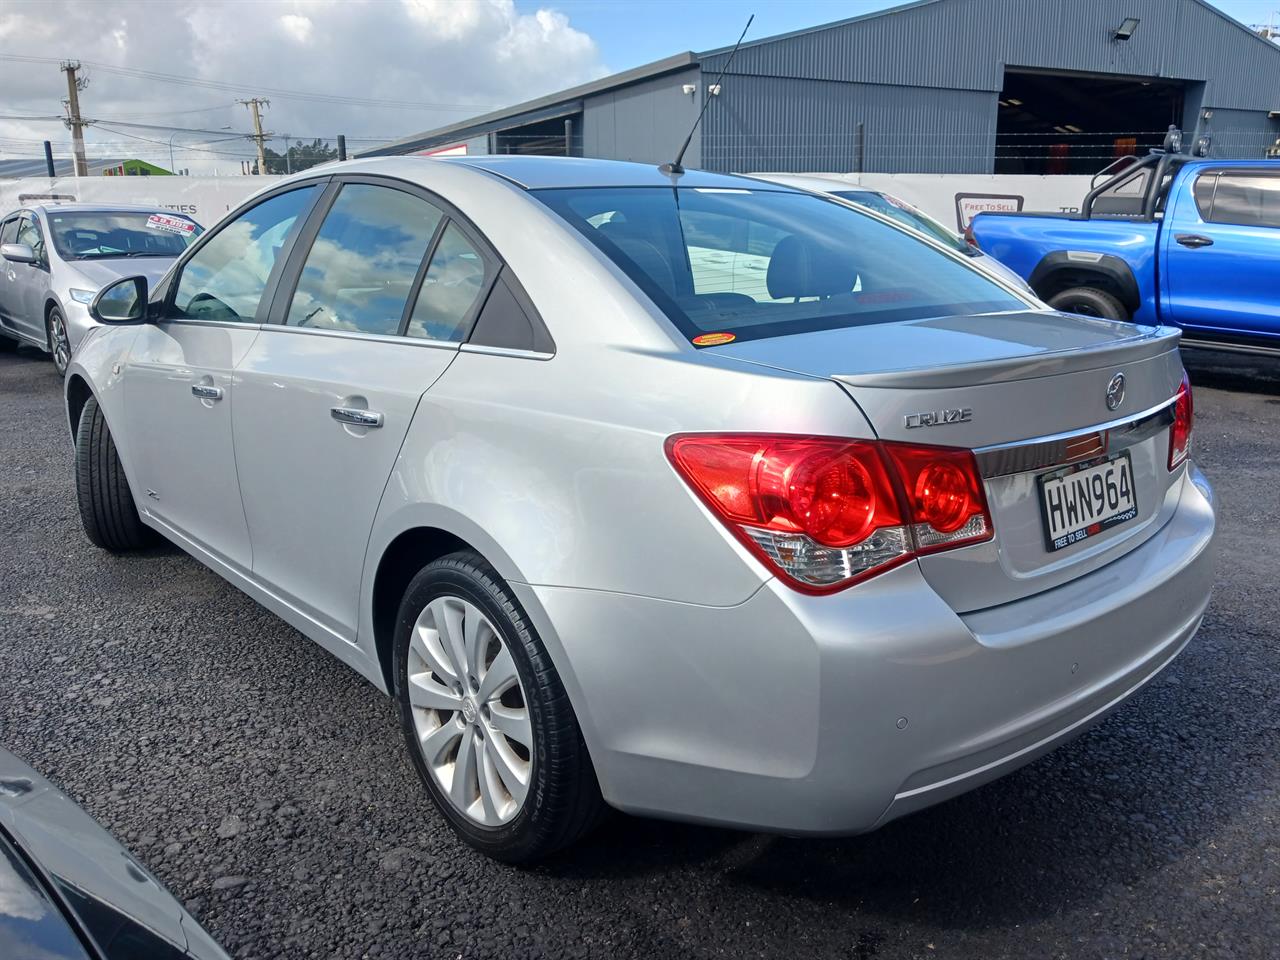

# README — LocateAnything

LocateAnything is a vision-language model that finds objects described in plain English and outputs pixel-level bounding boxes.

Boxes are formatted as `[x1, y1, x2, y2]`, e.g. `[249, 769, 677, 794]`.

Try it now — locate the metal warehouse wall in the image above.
[700, 75, 995, 174]
[583, 68, 703, 167]
[695, 0, 1280, 174]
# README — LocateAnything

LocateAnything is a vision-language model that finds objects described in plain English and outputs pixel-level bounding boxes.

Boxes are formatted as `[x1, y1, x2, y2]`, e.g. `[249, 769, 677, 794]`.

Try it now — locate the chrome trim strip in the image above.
[459, 343, 555, 361]
[257, 324, 461, 351]
[156, 319, 262, 332]
[975, 397, 1176, 479]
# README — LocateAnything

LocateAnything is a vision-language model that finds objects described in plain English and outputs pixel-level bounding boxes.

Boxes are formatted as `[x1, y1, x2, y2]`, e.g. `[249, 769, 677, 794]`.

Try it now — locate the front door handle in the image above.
[330, 406, 384, 428]
[1175, 234, 1214, 248]
[191, 384, 223, 401]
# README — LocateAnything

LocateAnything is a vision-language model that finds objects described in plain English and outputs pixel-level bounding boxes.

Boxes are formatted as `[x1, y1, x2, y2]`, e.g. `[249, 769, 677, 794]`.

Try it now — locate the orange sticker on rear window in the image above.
[691, 332, 736, 346]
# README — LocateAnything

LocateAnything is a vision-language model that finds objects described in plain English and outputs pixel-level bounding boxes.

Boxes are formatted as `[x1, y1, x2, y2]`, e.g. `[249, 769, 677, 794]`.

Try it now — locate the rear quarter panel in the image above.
[972, 214, 1161, 324]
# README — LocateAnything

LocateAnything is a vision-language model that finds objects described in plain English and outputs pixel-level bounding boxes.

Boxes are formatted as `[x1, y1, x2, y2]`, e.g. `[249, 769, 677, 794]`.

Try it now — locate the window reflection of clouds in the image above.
[174, 187, 316, 321]
[406, 224, 487, 343]
[287, 185, 442, 335]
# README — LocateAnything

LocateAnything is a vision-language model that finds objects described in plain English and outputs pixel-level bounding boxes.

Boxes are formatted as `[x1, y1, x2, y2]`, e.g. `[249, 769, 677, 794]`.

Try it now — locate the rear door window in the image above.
[405, 222, 493, 342]
[286, 183, 443, 335]
[1202, 173, 1280, 228]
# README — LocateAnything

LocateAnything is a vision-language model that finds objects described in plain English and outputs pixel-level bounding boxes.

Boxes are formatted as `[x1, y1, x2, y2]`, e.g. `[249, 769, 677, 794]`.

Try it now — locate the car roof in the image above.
[24, 202, 186, 218]
[434, 155, 797, 191]
[747, 173, 876, 197]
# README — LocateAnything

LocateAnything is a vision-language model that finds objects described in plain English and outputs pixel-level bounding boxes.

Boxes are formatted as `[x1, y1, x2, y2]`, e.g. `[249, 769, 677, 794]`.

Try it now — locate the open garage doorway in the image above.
[492, 114, 582, 156]
[996, 69, 1185, 175]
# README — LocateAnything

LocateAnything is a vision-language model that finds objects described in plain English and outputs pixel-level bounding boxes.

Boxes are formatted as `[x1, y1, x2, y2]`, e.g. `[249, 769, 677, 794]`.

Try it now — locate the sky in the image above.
[1, 0, 1278, 173]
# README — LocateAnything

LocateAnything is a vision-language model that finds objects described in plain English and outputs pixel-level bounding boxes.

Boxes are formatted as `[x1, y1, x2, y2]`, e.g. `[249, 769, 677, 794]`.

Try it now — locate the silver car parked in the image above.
[65, 157, 1215, 862]
[0, 204, 201, 375]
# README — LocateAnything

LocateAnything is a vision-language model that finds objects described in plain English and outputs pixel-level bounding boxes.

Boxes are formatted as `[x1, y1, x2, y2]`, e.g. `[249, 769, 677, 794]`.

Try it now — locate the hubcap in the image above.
[406, 596, 532, 826]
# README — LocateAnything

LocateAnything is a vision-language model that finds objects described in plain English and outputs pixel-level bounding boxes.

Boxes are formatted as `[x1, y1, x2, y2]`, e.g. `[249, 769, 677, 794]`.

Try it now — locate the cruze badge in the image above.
[904, 407, 973, 429]
[1106, 372, 1126, 411]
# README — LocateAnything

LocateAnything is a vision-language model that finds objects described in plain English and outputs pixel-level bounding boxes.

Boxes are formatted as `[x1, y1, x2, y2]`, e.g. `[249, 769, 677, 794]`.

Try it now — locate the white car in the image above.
[750, 174, 1034, 293]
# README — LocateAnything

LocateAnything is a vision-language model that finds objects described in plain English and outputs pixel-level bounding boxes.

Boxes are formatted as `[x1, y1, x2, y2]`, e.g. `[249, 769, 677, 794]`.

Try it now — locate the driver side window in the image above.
[173, 186, 318, 322]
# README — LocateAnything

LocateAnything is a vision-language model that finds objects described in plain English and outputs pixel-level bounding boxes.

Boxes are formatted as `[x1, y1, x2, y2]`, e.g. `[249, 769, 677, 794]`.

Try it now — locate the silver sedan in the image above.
[0, 204, 201, 375]
[64, 157, 1215, 862]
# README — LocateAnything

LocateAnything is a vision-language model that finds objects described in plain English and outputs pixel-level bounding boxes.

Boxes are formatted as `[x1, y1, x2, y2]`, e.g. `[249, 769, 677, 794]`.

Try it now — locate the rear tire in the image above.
[75, 395, 155, 553]
[393, 550, 606, 862]
[1047, 286, 1129, 322]
[0, 334, 16, 353]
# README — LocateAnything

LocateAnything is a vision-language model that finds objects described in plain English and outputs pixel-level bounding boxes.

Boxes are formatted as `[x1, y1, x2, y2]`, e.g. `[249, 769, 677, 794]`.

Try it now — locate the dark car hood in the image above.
[0, 749, 228, 960]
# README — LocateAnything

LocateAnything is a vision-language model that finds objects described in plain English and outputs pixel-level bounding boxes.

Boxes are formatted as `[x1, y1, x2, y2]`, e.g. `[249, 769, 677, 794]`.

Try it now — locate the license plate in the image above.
[1038, 452, 1137, 552]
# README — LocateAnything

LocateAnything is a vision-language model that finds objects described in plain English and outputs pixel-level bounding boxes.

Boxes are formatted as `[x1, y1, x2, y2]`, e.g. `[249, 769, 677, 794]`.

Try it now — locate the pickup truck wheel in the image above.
[1047, 286, 1129, 322]
[75, 395, 156, 553]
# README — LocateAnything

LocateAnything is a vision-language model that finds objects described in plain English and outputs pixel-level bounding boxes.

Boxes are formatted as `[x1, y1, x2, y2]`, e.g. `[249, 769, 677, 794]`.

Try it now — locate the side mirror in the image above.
[89, 276, 149, 324]
[0, 242, 36, 265]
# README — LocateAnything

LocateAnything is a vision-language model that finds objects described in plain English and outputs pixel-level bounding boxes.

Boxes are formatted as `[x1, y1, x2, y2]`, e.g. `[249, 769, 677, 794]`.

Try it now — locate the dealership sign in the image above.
[954, 193, 1024, 229]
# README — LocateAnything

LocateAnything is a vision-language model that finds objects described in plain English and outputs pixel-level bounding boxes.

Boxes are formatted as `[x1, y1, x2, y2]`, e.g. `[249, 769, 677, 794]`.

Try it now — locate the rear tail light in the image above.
[665, 434, 993, 594]
[1168, 372, 1193, 470]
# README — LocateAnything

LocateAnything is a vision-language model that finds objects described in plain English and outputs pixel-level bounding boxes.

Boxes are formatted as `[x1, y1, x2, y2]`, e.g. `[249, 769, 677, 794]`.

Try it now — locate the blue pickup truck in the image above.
[972, 134, 1280, 356]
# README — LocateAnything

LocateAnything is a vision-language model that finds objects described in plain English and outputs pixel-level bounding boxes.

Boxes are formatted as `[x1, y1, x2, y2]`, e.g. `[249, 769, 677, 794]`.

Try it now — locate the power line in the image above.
[0, 54, 496, 112]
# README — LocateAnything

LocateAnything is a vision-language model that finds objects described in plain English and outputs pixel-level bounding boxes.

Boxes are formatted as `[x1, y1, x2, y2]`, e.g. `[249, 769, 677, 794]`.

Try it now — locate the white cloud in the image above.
[0, 0, 607, 172]
[278, 14, 314, 44]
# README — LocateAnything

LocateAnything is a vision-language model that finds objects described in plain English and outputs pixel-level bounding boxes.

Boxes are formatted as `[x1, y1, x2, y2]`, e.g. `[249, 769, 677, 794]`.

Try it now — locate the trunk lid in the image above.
[708, 310, 1186, 611]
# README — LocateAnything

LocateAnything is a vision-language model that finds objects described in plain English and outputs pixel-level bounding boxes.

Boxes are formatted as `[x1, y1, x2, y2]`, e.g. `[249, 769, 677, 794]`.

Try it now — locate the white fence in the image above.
[0, 176, 284, 230]
[1, 171, 1097, 235]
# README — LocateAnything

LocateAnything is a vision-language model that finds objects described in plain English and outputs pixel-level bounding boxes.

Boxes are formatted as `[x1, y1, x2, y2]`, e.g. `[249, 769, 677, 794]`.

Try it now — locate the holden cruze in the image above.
[64, 156, 1215, 862]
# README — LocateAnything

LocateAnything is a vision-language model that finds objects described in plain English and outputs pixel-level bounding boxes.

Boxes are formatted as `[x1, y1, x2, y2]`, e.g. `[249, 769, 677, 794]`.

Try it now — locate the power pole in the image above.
[238, 97, 271, 174]
[60, 60, 89, 177]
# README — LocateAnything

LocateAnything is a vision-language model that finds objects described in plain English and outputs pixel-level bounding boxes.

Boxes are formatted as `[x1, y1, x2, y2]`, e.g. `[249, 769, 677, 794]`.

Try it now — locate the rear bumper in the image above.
[514, 463, 1216, 835]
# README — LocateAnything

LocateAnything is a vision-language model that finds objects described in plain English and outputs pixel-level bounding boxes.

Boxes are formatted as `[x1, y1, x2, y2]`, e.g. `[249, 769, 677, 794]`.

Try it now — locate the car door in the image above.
[1163, 168, 1280, 338]
[7, 214, 48, 341]
[123, 183, 324, 571]
[231, 177, 497, 642]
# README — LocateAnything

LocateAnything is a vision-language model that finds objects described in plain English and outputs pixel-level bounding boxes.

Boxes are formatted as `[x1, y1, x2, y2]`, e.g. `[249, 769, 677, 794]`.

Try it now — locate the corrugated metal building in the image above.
[362, 0, 1280, 175]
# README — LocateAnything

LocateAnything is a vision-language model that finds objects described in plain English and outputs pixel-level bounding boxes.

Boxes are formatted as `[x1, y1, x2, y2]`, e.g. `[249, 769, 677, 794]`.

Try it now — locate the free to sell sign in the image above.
[146, 213, 197, 235]
[954, 193, 1023, 230]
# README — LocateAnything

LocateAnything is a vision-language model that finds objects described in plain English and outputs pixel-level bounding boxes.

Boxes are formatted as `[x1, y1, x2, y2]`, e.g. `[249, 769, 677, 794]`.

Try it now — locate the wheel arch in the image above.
[65, 373, 93, 439]
[44, 296, 62, 349]
[1028, 251, 1140, 315]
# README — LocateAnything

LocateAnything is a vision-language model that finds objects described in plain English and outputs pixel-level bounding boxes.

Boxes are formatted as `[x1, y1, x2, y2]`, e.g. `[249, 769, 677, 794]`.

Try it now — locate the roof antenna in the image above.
[660, 14, 754, 177]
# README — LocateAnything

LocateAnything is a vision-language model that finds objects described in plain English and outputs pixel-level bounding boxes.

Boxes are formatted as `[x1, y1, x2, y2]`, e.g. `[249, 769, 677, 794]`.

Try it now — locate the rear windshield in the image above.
[831, 190, 971, 254]
[47, 211, 202, 260]
[533, 187, 1024, 344]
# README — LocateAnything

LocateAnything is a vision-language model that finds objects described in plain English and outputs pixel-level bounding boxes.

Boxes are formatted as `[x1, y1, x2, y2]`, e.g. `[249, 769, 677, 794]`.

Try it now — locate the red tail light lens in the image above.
[666, 434, 993, 593]
[1168, 373, 1193, 470]
[880, 443, 993, 553]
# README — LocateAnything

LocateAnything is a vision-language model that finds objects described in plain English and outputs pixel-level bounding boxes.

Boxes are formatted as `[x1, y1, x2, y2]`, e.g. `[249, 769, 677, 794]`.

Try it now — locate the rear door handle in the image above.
[330, 406, 384, 428]
[191, 384, 223, 401]
[1175, 234, 1214, 248]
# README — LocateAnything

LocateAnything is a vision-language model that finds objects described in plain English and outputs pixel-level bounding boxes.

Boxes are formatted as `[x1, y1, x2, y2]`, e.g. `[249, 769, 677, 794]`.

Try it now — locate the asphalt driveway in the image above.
[1, 343, 1276, 959]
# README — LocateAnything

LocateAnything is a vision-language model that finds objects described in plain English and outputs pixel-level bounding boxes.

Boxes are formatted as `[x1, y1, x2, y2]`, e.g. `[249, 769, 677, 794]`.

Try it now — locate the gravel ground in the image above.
[1, 342, 1277, 960]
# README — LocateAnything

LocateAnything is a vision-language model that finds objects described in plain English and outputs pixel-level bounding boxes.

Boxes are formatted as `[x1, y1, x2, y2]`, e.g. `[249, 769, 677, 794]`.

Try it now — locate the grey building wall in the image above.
[695, 0, 1280, 174]
[700, 75, 996, 174]
[582, 67, 703, 167]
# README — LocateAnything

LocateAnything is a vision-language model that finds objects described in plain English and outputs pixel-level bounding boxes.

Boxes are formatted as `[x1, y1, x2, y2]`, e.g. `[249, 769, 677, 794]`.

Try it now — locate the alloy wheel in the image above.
[406, 595, 532, 827]
[49, 310, 70, 375]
